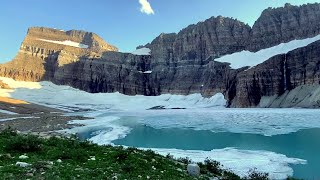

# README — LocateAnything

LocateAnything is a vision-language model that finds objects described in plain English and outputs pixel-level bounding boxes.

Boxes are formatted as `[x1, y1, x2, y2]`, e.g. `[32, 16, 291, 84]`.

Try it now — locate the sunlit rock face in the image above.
[0, 80, 10, 89]
[0, 27, 118, 82]
[0, 27, 156, 95]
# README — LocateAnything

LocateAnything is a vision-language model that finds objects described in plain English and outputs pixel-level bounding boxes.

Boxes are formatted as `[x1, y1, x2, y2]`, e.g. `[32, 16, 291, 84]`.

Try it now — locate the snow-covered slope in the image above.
[215, 35, 320, 69]
[0, 77, 226, 111]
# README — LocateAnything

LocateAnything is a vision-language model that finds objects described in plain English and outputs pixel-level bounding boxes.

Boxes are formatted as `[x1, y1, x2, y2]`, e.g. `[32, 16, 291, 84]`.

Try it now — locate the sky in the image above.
[0, 0, 319, 63]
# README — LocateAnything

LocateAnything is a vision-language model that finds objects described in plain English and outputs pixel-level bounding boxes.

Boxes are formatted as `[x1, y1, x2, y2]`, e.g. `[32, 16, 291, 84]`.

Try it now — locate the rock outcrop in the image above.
[234, 40, 320, 107]
[144, 16, 251, 62]
[53, 52, 154, 95]
[0, 80, 10, 89]
[145, 3, 320, 62]
[0, 27, 118, 82]
[1, 3, 320, 108]
[249, 3, 320, 51]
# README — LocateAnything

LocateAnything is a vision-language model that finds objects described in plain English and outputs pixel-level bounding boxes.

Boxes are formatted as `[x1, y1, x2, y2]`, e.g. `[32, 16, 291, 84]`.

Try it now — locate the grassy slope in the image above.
[0, 128, 244, 180]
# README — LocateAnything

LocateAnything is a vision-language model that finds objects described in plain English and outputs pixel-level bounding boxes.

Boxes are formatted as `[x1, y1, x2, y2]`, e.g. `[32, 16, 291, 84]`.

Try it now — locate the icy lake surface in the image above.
[1, 77, 320, 179]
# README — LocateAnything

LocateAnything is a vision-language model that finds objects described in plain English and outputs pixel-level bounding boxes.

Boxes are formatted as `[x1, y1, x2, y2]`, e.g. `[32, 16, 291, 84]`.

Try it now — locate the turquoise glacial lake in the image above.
[113, 125, 320, 179]
[75, 109, 320, 179]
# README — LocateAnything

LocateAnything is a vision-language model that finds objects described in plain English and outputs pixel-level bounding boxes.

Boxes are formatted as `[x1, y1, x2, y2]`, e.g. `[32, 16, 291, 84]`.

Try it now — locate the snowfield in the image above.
[38, 39, 89, 49]
[215, 34, 320, 69]
[152, 147, 306, 180]
[131, 47, 151, 55]
[0, 109, 17, 115]
[0, 77, 226, 111]
[138, 70, 152, 74]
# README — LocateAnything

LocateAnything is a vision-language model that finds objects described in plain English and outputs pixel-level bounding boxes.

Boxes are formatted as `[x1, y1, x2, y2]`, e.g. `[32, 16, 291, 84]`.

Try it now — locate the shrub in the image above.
[126, 147, 138, 154]
[46, 148, 89, 162]
[177, 157, 192, 164]
[145, 149, 156, 158]
[286, 177, 302, 180]
[0, 127, 18, 137]
[166, 153, 174, 160]
[122, 163, 135, 173]
[204, 158, 222, 175]
[114, 150, 129, 162]
[244, 168, 269, 180]
[4, 134, 43, 153]
[222, 170, 241, 180]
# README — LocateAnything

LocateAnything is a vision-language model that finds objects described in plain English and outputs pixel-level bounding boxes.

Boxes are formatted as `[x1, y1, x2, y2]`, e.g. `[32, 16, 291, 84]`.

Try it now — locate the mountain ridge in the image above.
[1, 3, 320, 108]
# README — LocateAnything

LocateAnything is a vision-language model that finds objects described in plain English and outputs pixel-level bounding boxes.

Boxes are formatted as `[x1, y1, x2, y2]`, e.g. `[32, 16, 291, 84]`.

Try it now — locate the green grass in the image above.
[0, 128, 275, 180]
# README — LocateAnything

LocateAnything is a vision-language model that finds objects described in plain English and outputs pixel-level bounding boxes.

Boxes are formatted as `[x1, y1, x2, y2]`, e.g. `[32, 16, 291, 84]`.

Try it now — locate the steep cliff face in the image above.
[234, 40, 320, 107]
[145, 16, 251, 63]
[249, 3, 320, 51]
[53, 52, 154, 95]
[142, 17, 250, 97]
[145, 3, 320, 63]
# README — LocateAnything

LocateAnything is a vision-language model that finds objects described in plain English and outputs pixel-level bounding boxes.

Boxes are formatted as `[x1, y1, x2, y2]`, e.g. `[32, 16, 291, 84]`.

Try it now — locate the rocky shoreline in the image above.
[0, 97, 91, 137]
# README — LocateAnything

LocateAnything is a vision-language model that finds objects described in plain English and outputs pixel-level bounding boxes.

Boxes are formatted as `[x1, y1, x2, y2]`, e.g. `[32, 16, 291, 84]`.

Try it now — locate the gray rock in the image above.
[233, 40, 320, 107]
[0, 80, 10, 89]
[187, 164, 200, 176]
[19, 155, 29, 159]
[16, 162, 31, 168]
[249, 3, 320, 51]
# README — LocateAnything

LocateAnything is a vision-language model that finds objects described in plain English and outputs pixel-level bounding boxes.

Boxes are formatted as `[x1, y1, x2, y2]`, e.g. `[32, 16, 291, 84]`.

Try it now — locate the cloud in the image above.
[139, 0, 155, 15]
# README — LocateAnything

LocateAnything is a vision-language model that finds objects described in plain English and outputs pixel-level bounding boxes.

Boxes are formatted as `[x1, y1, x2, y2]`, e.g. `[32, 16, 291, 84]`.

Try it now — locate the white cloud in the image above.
[139, 0, 155, 15]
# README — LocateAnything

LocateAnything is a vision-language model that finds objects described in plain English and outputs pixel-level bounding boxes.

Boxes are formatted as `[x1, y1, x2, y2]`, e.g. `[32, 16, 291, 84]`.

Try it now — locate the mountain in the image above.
[144, 3, 320, 61]
[1, 3, 320, 108]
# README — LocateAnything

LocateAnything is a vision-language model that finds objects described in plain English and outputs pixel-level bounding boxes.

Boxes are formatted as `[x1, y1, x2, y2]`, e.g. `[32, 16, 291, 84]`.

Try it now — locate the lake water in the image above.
[114, 125, 320, 179]
[72, 109, 320, 179]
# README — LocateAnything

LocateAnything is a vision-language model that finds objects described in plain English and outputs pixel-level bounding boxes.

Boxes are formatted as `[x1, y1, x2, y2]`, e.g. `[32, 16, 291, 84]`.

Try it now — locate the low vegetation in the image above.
[0, 128, 297, 179]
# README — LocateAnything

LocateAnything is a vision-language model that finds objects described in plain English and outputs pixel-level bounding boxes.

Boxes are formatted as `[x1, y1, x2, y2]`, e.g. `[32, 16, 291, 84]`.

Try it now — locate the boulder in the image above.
[19, 155, 29, 159]
[187, 164, 200, 176]
[16, 162, 31, 168]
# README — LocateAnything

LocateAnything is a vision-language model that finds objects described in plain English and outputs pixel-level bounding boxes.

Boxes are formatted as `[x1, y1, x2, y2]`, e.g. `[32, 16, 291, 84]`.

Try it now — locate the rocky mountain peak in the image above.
[249, 2, 320, 51]
[25, 27, 118, 53]
[284, 3, 293, 8]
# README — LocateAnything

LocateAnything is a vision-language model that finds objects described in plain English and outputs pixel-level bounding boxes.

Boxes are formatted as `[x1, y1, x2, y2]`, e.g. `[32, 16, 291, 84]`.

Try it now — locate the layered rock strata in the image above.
[1, 3, 320, 108]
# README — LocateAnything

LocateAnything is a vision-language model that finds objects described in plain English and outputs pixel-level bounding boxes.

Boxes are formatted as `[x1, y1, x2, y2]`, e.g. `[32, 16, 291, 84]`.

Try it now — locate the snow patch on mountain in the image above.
[38, 39, 89, 49]
[131, 48, 151, 55]
[215, 35, 320, 69]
